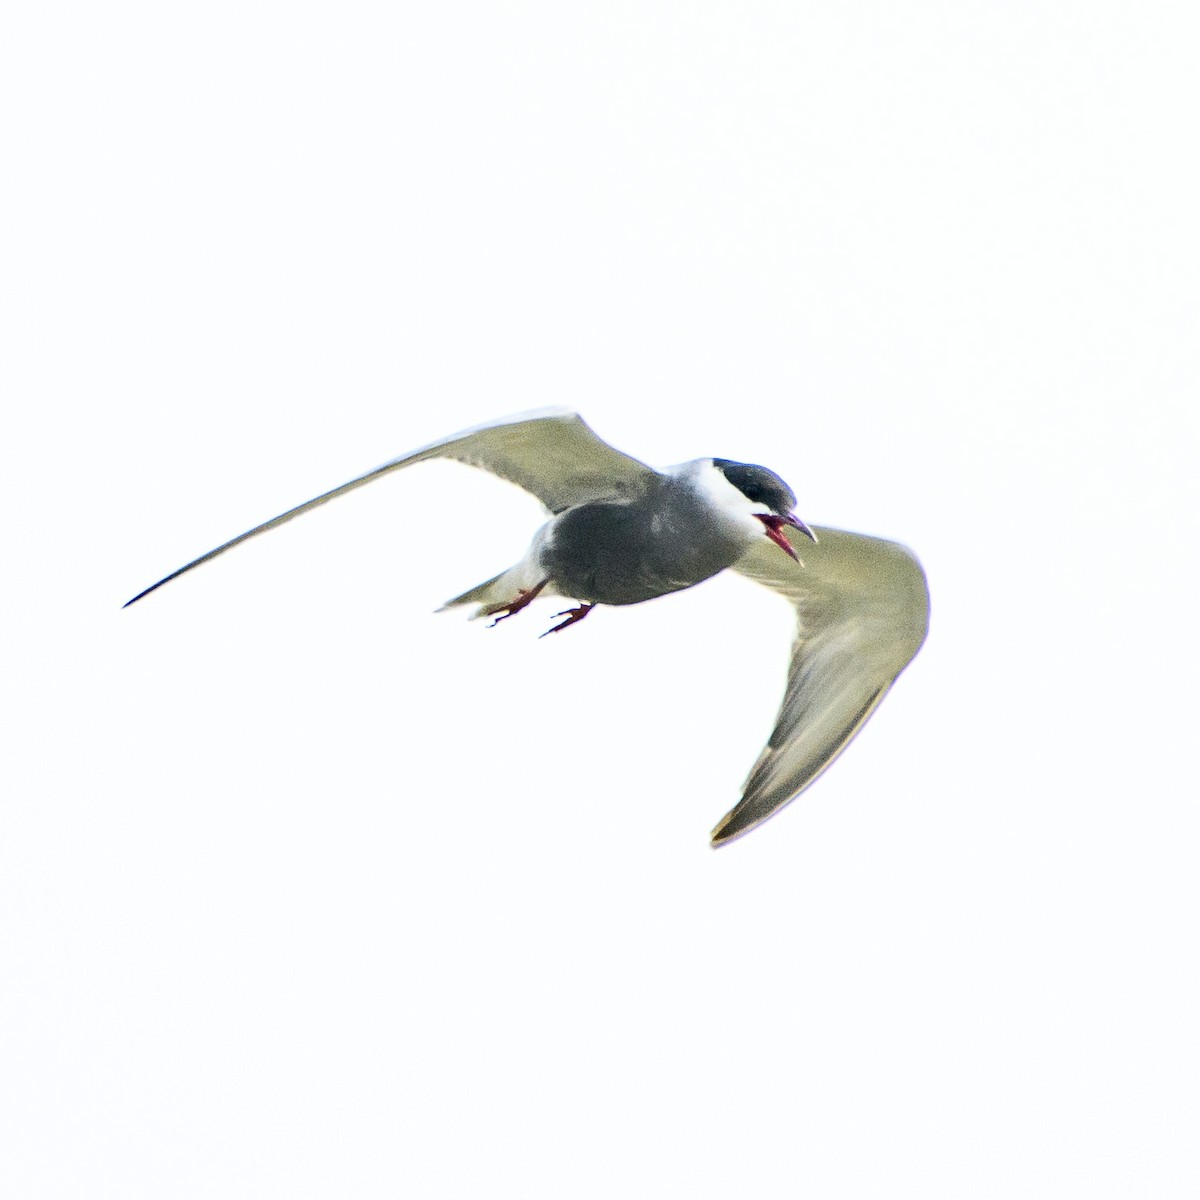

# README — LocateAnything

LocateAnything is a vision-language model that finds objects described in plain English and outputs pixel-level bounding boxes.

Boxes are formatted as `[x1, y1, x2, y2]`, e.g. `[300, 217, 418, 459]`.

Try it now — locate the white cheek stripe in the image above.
[684, 459, 774, 518]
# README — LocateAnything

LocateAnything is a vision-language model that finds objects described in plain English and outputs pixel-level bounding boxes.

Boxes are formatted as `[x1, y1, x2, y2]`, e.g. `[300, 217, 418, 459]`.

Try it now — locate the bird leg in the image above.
[485, 579, 549, 626]
[540, 603, 595, 637]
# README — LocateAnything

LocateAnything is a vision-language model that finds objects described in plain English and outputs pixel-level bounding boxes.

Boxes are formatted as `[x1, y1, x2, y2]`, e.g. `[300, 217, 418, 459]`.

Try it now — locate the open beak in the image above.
[755, 513, 817, 562]
[784, 512, 817, 544]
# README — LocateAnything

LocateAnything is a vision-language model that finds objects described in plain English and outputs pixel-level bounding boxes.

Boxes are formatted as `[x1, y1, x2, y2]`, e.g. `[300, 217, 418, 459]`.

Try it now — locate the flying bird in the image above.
[125, 409, 928, 845]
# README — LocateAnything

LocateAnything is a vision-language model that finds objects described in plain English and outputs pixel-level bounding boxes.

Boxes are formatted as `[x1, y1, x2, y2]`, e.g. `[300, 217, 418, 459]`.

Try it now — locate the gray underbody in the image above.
[542, 478, 748, 606]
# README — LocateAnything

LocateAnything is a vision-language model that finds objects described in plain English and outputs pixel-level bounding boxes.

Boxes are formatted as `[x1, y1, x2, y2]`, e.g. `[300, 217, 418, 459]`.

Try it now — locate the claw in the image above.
[484, 579, 549, 626]
[540, 603, 594, 637]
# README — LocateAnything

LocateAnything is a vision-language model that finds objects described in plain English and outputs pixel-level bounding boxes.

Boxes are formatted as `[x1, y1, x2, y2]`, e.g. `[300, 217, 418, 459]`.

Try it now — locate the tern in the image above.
[125, 409, 928, 845]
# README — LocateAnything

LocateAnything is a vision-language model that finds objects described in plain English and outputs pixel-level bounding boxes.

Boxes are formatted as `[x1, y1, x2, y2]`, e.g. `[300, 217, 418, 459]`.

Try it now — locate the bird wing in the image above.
[711, 527, 929, 846]
[124, 408, 657, 606]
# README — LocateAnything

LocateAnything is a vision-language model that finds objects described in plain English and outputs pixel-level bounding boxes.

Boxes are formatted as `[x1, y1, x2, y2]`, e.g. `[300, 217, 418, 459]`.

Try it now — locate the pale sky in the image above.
[3, 3, 1198, 1197]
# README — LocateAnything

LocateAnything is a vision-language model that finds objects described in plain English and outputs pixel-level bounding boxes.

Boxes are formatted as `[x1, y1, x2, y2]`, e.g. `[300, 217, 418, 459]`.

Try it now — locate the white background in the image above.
[3, 3, 1197, 1197]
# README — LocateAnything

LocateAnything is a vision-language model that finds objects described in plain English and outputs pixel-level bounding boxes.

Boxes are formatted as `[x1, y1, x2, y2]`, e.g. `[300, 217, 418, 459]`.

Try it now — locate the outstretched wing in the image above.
[124, 408, 657, 606]
[711, 527, 929, 846]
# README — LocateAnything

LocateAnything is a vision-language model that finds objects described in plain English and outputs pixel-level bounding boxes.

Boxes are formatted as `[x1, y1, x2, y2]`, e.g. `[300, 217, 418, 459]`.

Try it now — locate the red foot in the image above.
[485, 579, 549, 627]
[540, 603, 595, 637]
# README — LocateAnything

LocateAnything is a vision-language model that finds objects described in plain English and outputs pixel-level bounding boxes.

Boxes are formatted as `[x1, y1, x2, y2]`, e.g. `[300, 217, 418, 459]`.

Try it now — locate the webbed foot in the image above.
[539, 603, 594, 637]
[484, 579, 549, 626]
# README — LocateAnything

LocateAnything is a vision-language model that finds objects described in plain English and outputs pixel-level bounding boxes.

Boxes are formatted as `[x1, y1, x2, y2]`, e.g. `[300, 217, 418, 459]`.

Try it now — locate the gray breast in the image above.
[542, 478, 746, 606]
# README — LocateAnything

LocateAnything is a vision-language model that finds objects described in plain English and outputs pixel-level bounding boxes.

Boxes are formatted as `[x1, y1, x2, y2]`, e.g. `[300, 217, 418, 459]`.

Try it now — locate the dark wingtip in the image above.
[122, 575, 173, 608]
[709, 820, 737, 849]
[709, 808, 765, 848]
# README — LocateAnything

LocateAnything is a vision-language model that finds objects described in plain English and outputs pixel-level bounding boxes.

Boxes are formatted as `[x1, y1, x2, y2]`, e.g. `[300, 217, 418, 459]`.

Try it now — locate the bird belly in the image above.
[543, 499, 745, 606]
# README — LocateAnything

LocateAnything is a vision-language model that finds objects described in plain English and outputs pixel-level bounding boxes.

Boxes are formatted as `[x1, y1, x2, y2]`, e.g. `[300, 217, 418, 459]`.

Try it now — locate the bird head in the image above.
[711, 459, 817, 561]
